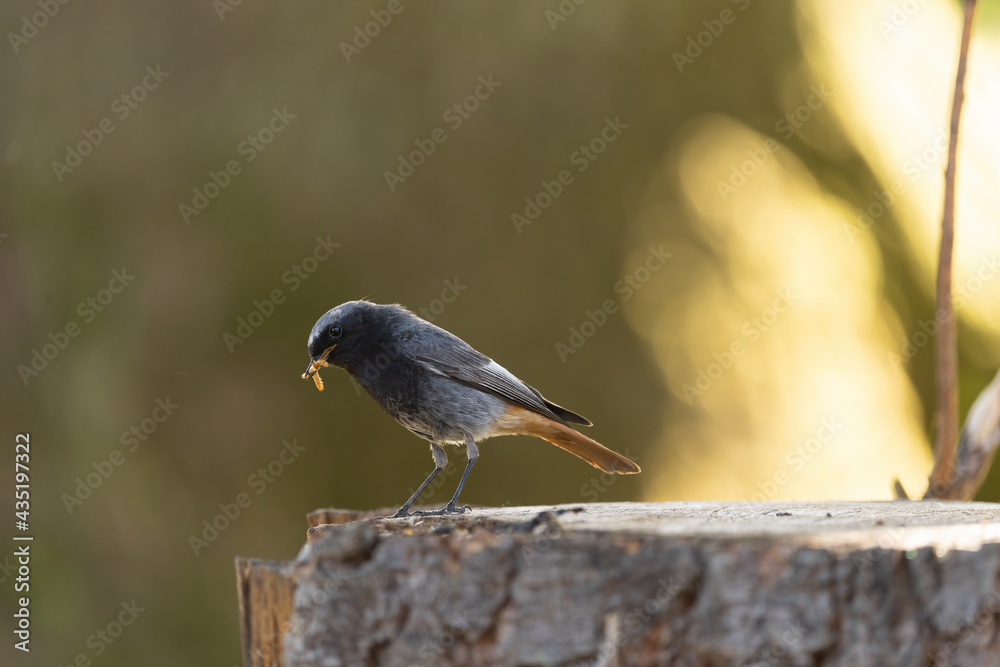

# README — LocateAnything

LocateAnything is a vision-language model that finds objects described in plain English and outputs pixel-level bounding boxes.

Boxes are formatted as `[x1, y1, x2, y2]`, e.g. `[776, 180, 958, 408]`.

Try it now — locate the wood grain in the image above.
[239, 501, 1000, 666]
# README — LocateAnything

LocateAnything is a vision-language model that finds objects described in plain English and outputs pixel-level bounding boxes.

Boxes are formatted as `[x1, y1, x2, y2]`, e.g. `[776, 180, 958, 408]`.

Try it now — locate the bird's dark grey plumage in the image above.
[304, 300, 639, 517]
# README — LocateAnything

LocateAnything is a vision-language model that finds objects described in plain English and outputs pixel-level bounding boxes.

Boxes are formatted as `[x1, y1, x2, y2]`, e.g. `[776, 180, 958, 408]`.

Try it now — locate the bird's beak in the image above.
[302, 345, 336, 390]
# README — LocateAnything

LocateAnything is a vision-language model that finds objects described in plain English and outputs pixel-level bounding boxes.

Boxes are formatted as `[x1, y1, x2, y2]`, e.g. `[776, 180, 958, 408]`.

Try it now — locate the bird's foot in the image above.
[409, 503, 472, 517]
[444, 502, 472, 515]
[379, 503, 471, 519]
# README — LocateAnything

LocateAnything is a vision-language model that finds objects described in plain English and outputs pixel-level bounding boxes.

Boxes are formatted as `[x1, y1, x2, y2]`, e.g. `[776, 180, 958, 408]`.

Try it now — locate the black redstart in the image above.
[303, 300, 640, 517]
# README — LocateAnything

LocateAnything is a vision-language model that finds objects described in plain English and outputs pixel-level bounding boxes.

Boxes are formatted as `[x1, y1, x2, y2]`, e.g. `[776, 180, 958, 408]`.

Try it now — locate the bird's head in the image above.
[302, 300, 398, 390]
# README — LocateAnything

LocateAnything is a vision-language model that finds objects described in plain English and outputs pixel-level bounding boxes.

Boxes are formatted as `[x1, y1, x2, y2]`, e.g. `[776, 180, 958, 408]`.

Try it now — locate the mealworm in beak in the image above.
[302, 345, 335, 392]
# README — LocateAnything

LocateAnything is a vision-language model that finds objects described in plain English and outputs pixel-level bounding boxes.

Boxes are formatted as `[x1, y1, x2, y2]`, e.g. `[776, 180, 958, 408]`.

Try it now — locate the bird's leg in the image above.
[441, 435, 479, 515]
[389, 443, 448, 518]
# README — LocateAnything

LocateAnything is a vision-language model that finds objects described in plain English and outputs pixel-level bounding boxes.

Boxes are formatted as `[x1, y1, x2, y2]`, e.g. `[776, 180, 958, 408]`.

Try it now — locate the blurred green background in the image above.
[3, 0, 1000, 664]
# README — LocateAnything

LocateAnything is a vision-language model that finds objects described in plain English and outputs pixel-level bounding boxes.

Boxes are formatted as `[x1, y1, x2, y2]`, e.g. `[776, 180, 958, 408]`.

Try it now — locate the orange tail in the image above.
[497, 406, 640, 474]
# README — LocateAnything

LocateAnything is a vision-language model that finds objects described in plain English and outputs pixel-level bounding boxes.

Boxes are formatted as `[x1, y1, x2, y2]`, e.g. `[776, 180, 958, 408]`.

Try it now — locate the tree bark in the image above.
[238, 501, 1000, 666]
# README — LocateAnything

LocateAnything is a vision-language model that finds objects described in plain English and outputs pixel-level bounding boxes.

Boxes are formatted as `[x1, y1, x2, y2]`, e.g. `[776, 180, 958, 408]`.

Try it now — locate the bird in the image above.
[302, 300, 640, 518]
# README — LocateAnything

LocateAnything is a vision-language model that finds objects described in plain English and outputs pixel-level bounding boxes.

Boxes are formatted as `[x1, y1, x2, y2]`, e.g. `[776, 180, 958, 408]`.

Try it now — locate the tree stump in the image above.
[236, 501, 1000, 666]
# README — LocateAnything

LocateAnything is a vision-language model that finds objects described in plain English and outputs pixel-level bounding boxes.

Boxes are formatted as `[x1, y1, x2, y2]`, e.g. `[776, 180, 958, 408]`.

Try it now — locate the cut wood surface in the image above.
[238, 501, 1000, 666]
[236, 557, 295, 667]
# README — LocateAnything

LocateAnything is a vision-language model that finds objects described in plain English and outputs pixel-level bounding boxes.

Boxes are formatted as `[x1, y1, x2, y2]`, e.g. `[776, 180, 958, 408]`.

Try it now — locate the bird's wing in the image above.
[412, 341, 570, 424]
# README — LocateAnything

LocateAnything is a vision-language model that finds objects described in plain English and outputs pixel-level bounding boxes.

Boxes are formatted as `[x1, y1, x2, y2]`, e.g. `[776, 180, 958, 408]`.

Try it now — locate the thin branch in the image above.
[934, 369, 1000, 500]
[925, 0, 977, 499]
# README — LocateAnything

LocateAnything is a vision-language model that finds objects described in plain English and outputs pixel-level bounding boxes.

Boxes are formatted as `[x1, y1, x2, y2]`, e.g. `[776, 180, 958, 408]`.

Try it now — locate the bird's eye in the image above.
[329, 325, 342, 338]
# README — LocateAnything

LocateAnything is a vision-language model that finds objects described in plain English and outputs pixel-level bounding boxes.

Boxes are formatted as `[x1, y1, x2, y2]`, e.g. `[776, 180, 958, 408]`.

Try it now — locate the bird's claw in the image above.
[449, 503, 472, 515]
[395, 503, 472, 518]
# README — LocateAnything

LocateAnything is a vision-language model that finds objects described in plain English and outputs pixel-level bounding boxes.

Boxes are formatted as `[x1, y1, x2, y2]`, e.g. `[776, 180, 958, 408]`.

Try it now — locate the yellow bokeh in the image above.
[632, 0, 1000, 502]
[799, 0, 1000, 336]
